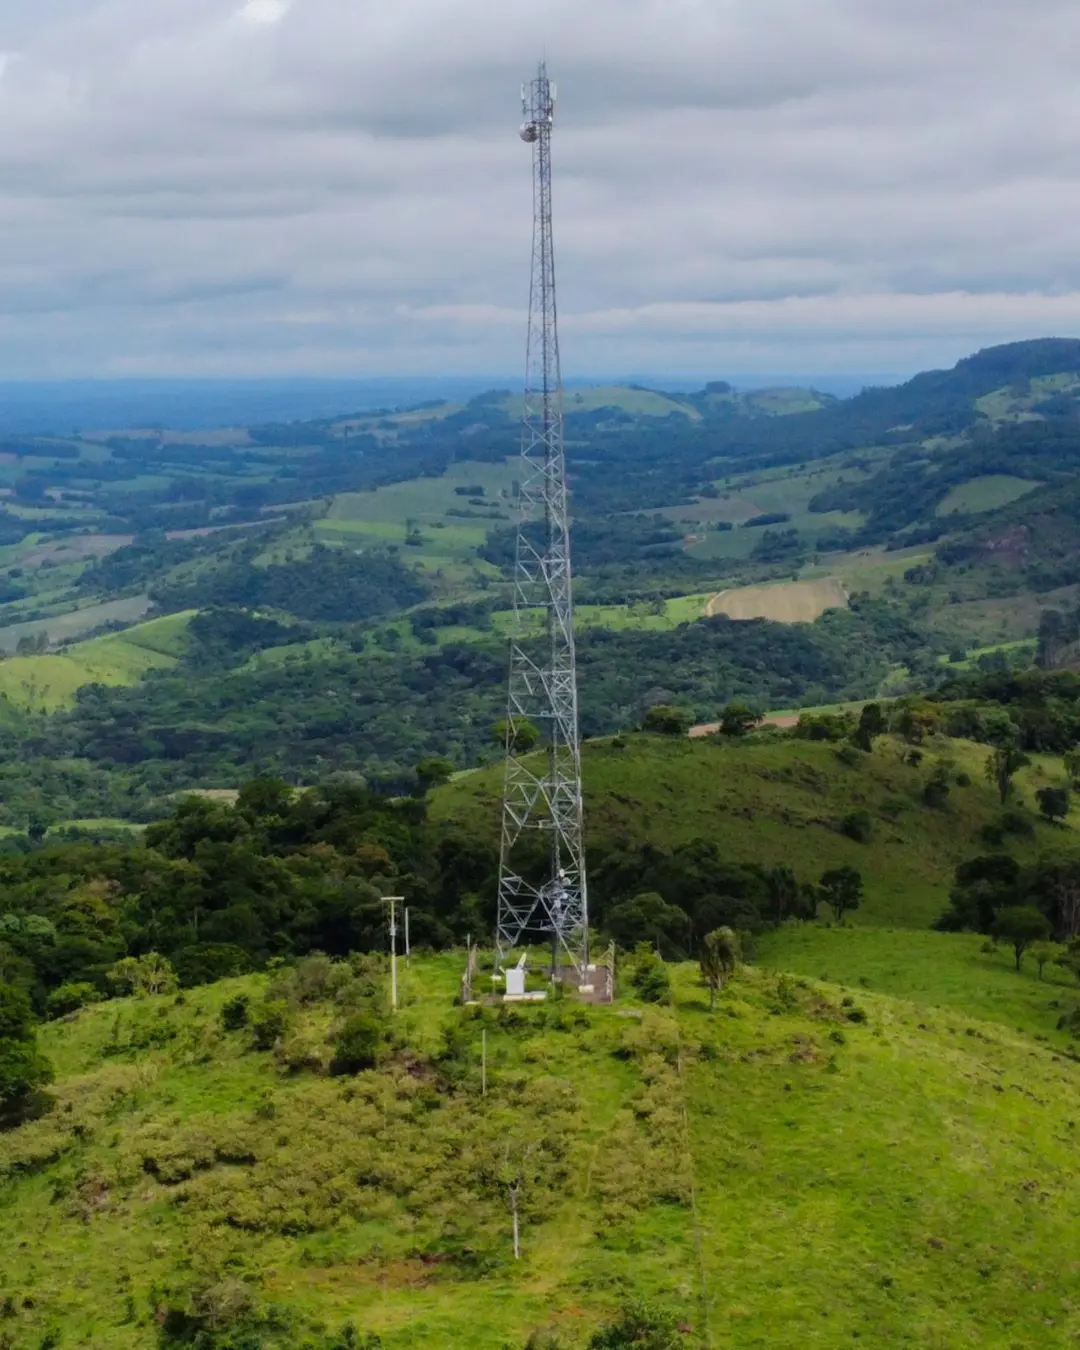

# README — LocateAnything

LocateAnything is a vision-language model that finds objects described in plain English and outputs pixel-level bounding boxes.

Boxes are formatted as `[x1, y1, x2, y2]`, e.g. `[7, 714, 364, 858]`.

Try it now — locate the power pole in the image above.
[385, 896, 403, 1012]
[496, 61, 588, 981]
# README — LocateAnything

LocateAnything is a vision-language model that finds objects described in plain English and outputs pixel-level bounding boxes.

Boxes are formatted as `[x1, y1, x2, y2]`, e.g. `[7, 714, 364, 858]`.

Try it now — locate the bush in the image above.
[834, 744, 862, 768]
[0, 984, 53, 1125]
[331, 1011, 387, 1075]
[840, 810, 873, 843]
[630, 951, 672, 1005]
[588, 1299, 681, 1349]
[251, 999, 291, 1051]
[220, 994, 250, 1031]
[44, 982, 101, 1019]
[642, 705, 694, 736]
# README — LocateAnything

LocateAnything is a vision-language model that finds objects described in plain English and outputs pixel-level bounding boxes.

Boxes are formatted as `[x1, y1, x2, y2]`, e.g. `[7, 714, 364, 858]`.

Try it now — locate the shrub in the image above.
[220, 994, 250, 1031]
[834, 744, 862, 768]
[0, 984, 53, 1125]
[630, 951, 672, 1005]
[588, 1299, 681, 1349]
[106, 953, 178, 997]
[44, 983, 101, 1019]
[331, 1011, 387, 1075]
[840, 810, 873, 843]
[956, 771, 972, 787]
[251, 999, 291, 1051]
[642, 705, 694, 736]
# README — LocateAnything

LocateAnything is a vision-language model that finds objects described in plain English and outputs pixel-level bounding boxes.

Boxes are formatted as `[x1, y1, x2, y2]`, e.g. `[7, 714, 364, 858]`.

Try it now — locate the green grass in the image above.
[759, 925, 1077, 1042]
[6, 952, 1080, 1347]
[0, 616, 185, 710]
[432, 733, 1080, 928]
[935, 475, 1041, 517]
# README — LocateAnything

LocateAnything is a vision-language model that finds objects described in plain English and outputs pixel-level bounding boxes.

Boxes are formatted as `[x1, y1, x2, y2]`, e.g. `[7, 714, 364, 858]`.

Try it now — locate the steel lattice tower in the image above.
[495, 63, 588, 979]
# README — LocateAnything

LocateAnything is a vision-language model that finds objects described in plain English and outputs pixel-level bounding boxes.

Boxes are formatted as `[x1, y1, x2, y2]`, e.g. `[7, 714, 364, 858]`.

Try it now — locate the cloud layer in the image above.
[1, 0, 1079, 377]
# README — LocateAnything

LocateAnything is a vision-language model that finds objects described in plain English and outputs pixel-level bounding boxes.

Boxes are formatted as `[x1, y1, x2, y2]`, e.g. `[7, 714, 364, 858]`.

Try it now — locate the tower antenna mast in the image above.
[496, 62, 588, 980]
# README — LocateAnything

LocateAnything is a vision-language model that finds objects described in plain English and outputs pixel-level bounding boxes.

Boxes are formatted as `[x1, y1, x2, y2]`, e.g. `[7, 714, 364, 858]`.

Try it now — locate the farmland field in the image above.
[706, 576, 848, 622]
[935, 474, 1041, 517]
[0, 595, 153, 652]
[0, 613, 189, 710]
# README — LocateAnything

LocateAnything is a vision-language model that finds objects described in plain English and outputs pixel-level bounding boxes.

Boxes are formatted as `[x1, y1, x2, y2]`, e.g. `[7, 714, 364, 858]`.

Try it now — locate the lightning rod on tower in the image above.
[496, 62, 589, 981]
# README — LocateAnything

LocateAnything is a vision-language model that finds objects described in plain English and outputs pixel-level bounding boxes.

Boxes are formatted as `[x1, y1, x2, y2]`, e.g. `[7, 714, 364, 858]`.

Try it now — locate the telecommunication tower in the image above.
[495, 63, 588, 979]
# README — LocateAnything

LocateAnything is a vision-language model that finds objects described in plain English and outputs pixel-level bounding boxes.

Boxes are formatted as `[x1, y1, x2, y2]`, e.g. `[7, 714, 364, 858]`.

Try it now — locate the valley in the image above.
[5, 340, 1080, 1346]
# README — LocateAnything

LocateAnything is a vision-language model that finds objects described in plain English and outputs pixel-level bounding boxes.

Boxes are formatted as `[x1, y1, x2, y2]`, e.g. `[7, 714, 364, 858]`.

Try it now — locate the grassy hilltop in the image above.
[432, 731, 1080, 929]
[5, 951, 1080, 1349]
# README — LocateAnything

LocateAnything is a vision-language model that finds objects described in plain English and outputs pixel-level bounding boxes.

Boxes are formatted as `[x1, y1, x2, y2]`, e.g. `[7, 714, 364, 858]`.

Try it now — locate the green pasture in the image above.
[758, 925, 1078, 1045]
[935, 474, 1041, 517]
[5, 949, 1080, 1346]
[0, 612, 191, 710]
[432, 732, 1080, 930]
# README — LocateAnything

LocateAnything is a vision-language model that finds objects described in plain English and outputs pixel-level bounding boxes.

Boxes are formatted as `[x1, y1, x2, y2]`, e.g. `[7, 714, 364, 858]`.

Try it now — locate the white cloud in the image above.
[238, 0, 289, 25]
[0, 0, 1079, 376]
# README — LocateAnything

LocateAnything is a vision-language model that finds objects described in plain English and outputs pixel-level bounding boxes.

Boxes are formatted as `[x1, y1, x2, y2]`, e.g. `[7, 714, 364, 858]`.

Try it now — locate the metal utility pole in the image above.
[496, 63, 588, 981]
[385, 896, 403, 1012]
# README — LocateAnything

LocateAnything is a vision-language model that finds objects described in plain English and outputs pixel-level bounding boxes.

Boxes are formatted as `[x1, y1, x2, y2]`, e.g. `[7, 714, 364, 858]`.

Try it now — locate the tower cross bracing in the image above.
[496, 63, 588, 978]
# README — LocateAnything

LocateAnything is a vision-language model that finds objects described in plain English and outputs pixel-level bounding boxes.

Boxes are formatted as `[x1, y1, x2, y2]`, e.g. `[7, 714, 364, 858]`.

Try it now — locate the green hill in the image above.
[4, 952, 1080, 1348]
[431, 731, 1080, 928]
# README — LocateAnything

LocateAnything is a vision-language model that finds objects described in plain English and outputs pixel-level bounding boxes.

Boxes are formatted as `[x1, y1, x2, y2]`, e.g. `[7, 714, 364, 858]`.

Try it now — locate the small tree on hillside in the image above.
[1030, 941, 1064, 981]
[642, 705, 694, 736]
[718, 702, 762, 738]
[494, 718, 540, 756]
[1064, 749, 1080, 792]
[818, 866, 863, 923]
[107, 952, 178, 997]
[985, 745, 1030, 805]
[852, 702, 887, 753]
[990, 906, 1051, 972]
[414, 757, 455, 794]
[1036, 785, 1070, 826]
[699, 927, 740, 1009]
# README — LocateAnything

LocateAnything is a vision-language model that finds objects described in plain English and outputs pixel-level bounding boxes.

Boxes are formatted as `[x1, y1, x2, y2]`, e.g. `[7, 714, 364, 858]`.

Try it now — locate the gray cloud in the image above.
[0, 0, 1079, 377]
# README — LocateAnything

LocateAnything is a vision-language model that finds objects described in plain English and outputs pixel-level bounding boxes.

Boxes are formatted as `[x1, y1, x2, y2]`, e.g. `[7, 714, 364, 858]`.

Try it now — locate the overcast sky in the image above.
[2, 0, 1080, 380]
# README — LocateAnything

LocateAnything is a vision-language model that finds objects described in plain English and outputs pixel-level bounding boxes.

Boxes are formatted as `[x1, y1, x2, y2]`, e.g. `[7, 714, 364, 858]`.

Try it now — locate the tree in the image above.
[0, 983, 53, 1124]
[414, 757, 454, 794]
[1036, 785, 1070, 825]
[493, 718, 540, 756]
[718, 702, 762, 738]
[991, 906, 1051, 971]
[762, 865, 806, 923]
[818, 867, 862, 923]
[606, 892, 689, 955]
[1064, 749, 1080, 792]
[699, 927, 740, 1009]
[642, 705, 694, 736]
[1029, 941, 1064, 981]
[106, 952, 178, 997]
[852, 702, 887, 753]
[985, 745, 1030, 805]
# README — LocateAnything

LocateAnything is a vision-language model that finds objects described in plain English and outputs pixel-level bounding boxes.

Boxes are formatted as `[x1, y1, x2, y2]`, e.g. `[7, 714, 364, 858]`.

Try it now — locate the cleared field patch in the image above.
[111, 610, 196, 658]
[707, 576, 848, 622]
[317, 460, 519, 561]
[935, 474, 1041, 517]
[0, 595, 153, 653]
[506, 384, 698, 420]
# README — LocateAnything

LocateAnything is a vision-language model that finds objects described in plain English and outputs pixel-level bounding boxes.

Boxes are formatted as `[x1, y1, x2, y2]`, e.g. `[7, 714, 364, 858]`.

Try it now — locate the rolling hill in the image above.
[5, 949, 1080, 1349]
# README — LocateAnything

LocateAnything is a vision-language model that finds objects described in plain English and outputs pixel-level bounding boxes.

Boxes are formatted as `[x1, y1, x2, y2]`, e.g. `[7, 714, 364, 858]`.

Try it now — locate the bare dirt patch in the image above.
[706, 577, 848, 623]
